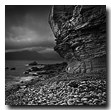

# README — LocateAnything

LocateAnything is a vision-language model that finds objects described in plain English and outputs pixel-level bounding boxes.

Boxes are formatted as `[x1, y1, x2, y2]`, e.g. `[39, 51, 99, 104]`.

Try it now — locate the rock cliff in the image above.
[49, 5, 106, 73]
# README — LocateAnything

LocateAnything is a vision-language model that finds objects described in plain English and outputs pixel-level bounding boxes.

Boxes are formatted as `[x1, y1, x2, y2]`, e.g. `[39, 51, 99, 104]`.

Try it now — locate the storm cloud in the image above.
[5, 5, 55, 52]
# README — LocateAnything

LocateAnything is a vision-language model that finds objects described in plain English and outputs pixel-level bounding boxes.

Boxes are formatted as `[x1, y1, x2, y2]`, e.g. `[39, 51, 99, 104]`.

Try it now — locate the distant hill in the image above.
[40, 51, 63, 61]
[5, 50, 63, 61]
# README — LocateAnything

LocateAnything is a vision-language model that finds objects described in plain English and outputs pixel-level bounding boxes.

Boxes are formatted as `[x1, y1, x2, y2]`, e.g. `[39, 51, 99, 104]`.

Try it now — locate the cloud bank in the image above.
[5, 5, 56, 53]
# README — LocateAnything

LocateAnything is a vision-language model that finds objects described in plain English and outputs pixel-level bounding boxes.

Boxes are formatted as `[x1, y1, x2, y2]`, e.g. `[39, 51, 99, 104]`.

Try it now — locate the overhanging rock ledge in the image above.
[49, 5, 106, 73]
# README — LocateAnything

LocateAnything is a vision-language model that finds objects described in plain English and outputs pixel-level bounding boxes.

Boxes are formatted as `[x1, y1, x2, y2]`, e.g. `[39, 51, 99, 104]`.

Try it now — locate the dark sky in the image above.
[5, 5, 56, 54]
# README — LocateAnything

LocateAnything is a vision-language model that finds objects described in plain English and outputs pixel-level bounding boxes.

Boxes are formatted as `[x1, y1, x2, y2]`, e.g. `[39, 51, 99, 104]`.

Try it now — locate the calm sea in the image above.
[5, 60, 62, 86]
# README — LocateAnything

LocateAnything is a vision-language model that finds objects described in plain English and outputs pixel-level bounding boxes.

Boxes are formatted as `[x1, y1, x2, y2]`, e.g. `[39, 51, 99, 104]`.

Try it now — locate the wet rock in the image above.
[23, 69, 33, 74]
[10, 67, 16, 70]
[37, 71, 48, 75]
[37, 65, 45, 69]
[31, 72, 38, 76]
[28, 61, 37, 66]
[5, 67, 9, 70]
[30, 67, 40, 71]
[23, 71, 29, 74]
[23, 67, 40, 76]
[26, 69, 32, 72]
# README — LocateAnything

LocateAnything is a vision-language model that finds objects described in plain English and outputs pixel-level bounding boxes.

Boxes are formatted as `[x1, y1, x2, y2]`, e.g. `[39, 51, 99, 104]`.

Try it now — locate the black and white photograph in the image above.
[5, 5, 106, 106]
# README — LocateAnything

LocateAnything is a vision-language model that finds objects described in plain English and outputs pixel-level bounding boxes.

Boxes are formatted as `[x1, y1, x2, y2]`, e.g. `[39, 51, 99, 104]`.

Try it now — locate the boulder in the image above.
[23, 69, 32, 74]
[10, 67, 16, 70]
[23, 71, 29, 74]
[31, 72, 38, 76]
[30, 67, 40, 71]
[27, 72, 38, 76]
[27, 69, 32, 72]
[49, 5, 106, 73]
[28, 61, 37, 66]
[37, 64, 45, 69]
[5, 67, 9, 70]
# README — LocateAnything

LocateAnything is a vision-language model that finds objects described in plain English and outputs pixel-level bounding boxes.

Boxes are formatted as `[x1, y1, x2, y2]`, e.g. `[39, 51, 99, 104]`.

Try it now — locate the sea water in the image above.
[5, 60, 62, 86]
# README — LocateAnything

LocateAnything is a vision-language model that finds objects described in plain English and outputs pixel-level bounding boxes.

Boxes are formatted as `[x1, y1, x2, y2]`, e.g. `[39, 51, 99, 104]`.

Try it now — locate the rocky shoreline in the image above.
[5, 62, 106, 105]
[5, 5, 106, 106]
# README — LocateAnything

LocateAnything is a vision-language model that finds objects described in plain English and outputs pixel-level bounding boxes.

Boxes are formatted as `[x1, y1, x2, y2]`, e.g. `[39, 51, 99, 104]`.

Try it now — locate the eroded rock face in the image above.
[49, 5, 106, 73]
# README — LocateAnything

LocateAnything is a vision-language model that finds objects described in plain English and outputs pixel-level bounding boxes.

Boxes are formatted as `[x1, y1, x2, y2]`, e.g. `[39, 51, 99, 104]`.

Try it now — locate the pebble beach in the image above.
[5, 63, 106, 105]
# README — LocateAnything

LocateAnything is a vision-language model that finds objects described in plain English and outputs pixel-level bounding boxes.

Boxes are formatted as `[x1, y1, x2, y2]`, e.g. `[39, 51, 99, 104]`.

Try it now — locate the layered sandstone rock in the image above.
[49, 5, 106, 73]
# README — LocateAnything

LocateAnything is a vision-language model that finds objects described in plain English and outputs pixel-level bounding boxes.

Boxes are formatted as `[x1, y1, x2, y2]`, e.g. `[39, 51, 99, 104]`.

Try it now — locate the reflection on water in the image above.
[5, 60, 63, 86]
